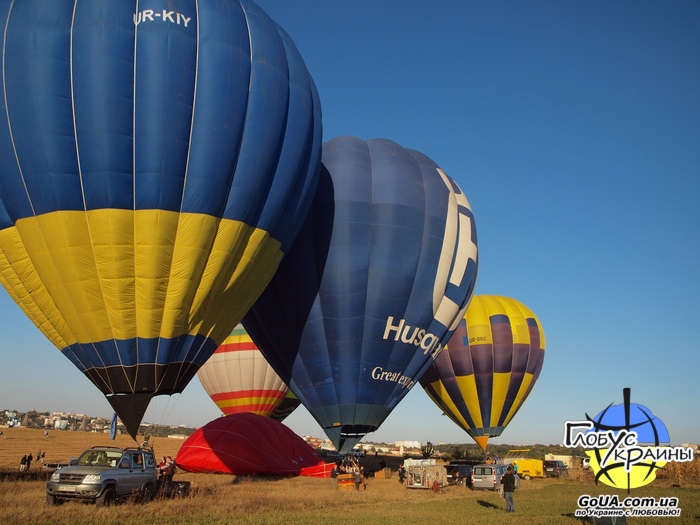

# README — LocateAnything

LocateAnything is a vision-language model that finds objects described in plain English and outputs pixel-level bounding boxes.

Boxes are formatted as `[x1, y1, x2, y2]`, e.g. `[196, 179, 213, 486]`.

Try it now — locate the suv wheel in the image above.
[96, 487, 116, 507]
[46, 494, 61, 506]
[140, 482, 156, 502]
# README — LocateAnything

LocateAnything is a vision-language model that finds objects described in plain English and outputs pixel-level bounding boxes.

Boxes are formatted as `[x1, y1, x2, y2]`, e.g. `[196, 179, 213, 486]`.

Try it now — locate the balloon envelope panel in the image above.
[0, 0, 321, 437]
[420, 295, 545, 450]
[244, 136, 478, 452]
[197, 324, 290, 417]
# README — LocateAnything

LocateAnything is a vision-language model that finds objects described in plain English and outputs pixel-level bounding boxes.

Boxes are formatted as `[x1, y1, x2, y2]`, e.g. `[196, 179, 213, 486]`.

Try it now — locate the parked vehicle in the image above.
[543, 460, 569, 478]
[445, 463, 473, 486]
[324, 450, 342, 460]
[46, 446, 157, 506]
[471, 463, 510, 490]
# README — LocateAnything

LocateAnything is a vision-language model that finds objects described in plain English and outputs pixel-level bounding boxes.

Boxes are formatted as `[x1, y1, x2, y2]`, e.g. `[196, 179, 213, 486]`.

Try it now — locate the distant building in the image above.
[395, 440, 422, 449]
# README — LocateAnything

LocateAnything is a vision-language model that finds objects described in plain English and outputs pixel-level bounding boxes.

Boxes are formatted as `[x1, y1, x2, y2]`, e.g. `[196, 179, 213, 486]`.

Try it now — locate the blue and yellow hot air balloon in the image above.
[243, 136, 479, 452]
[420, 295, 545, 450]
[0, 0, 321, 437]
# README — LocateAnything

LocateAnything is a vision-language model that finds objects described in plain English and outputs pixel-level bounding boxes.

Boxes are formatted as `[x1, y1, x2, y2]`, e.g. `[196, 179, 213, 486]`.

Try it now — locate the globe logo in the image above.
[584, 389, 669, 491]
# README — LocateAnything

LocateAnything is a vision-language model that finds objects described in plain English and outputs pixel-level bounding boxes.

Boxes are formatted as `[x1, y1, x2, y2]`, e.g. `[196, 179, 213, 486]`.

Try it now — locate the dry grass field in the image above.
[1, 427, 698, 525]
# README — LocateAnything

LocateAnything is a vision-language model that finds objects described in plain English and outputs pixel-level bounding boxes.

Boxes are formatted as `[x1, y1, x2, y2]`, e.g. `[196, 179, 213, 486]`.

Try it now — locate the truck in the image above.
[46, 445, 157, 506]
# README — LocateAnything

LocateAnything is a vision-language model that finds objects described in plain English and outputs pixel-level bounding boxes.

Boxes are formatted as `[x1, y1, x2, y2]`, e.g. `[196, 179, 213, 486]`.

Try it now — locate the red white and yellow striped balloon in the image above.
[197, 325, 289, 417]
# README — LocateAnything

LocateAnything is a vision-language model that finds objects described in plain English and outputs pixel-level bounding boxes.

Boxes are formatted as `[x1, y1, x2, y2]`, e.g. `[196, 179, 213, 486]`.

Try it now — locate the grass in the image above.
[1, 427, 699, 524]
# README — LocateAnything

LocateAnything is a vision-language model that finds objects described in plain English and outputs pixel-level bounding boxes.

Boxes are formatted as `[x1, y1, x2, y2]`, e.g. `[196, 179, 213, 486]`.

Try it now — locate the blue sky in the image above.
[1, 1, 699, 447]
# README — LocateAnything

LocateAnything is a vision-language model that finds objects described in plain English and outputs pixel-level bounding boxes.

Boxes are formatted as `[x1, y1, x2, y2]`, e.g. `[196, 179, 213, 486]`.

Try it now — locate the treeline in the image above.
[433, 442, 587, 461]
[136, 424, 197, 439]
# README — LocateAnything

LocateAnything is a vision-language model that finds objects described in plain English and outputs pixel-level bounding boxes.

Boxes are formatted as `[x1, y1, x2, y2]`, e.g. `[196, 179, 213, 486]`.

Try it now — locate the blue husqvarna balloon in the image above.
[243, 136, 478, 452]
[0, 0, 321, 438]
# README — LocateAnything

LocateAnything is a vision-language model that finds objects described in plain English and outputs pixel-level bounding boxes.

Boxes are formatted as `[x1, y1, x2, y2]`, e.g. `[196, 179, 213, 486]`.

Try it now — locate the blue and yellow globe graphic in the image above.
[586, 401, 669, 490]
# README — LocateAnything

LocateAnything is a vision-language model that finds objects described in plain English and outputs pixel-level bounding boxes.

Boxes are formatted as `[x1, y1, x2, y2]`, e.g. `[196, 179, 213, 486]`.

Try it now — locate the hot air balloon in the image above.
[176, 413, 333, 477]
[0, 0, 321, 438]
[243, 136, 479, 452]
[420, 295, 545, 450]
[197, 324, 290, 417]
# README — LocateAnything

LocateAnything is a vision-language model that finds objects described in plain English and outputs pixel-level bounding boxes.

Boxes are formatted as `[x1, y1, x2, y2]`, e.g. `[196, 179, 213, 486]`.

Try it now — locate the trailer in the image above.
[503, 449, 544, 479]
[403, 459, 446, 489]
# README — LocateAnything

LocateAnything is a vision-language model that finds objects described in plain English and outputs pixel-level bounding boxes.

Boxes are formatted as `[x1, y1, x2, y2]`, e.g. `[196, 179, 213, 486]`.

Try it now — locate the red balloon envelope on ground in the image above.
[176, 413, 333, 477]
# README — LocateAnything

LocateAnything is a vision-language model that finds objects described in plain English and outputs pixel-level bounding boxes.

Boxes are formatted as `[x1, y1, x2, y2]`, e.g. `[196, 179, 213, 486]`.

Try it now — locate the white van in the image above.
[471, 464, 510, 490]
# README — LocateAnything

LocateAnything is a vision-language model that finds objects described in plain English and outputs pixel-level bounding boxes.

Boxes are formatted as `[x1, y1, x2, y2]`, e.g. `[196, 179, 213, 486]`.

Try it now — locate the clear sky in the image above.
[1, 1, 698, 448]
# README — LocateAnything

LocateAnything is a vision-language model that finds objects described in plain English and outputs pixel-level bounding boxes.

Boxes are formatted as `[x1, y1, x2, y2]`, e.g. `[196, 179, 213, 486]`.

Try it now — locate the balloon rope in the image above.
[148, 394, 181, 428]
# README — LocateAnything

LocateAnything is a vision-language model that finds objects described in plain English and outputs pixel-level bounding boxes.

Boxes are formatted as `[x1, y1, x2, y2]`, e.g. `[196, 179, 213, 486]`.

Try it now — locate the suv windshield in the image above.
[77, 450, 122, 467]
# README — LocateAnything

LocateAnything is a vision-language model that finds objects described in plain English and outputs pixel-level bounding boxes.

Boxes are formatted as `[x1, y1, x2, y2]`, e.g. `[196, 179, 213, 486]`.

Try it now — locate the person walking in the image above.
[500, 465, 517, 513]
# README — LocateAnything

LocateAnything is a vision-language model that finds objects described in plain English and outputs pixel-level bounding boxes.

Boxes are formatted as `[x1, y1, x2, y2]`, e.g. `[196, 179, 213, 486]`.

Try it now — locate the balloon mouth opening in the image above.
[474, 435, 489, 451]
[324, 424, 377, 454]
[106, 393, 154, 440]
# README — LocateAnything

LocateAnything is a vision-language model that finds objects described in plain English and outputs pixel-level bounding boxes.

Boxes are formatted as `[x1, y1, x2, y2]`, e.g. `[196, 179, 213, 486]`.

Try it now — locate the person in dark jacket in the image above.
[500, 466, 516, 512]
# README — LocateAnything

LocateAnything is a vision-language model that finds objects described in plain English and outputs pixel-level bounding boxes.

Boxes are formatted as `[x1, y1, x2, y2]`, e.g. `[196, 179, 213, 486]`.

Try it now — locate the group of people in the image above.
[330, 459, 366, 491]
[19, 452, 33, 472]
[18, 450, 46, 472]
[484, 453, 501, 464]
[158, 455, 176, 487]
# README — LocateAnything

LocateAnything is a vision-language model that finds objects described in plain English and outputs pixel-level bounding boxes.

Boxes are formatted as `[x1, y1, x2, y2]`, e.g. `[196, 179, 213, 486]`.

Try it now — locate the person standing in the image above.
[162, 456, 176, 491]
[330, 463, 339, 488]
[500, 465, 516, 513]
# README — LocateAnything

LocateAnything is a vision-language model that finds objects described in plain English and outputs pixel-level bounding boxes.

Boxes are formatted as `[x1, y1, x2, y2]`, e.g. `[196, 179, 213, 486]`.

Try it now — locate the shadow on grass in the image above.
[476, 499, 500, 510]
